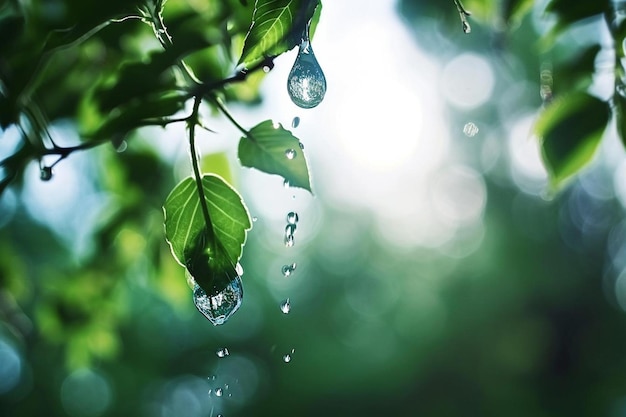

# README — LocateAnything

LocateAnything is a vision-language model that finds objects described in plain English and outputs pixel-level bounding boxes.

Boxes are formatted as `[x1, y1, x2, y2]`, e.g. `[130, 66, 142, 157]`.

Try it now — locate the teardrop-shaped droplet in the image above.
[285, 148, 297, 160]
[193, 276, 243, 326]
[216, 347, 230, 358]
[40, 166, 53, 181]
[280, 298, 291, 314]
[286, 212, 299, 224]
[281, 262, 297, 277]
[287, 32, 327, 109]
[292, 116, 300, 128]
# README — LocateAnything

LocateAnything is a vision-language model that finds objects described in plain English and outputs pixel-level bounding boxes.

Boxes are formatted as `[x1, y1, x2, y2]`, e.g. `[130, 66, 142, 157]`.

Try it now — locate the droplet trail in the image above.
[282, 263, 297, 277]
[286, 212, 299, 224]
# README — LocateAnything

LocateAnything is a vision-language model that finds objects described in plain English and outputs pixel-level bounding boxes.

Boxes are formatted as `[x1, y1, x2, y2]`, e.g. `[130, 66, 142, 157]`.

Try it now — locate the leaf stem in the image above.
[188, 95, 216, 242]
[212, 96, 248, 136]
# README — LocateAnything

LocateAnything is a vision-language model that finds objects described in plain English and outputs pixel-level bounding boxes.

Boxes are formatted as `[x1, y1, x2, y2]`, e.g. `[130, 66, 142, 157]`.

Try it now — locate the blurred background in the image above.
[4, 0, 626, 416]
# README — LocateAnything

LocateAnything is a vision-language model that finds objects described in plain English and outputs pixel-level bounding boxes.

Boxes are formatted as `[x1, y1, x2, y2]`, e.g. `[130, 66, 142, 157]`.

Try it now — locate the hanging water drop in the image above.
[280, 298, 291, 314]
[192, 275, 244, 326]
[281, 262, 297, 277]
[285, 149, 297, 160]
[292, 116, 300, 128]
[40, 166, 53, 181]
[462, 20, 471, 34]
[283, 179, 291, 189]
[287, 23, 327, 109]
[286, 211, 299, 224]
[216, 347, 230, 358]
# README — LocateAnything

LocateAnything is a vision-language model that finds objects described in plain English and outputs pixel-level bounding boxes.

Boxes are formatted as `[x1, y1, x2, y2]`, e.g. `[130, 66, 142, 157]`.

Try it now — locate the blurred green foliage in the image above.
[3, 0, 626, 417]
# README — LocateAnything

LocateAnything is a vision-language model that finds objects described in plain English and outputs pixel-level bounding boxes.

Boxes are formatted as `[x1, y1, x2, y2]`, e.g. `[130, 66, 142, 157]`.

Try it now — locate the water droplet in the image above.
[283, 354, 292, 363]
[263, 65, 272, 73]
[224, 384, 229, 390]
[192, 276, 244, 326]
[284, 234, 295, 248]
[40, 166, 53, 181]
[285, 149, 297, 160]
[618, 83, 626, 98]
[298, 141, 305, 150]
[292, 116, 300, 128]
[280, 298, 291, 314]
[283, 179, 291, 189]
[208, 389, 212, 396]
[463, 122, 479, 137]
[235, 262, 244, 276]
[273, 121, 282, 129]
[287, 24, 326, 109]
[115, 140, 128, 153]
[252, 216, 258, 222]
[281, 263, 297, 277]
[286, 212, 299, 224]
[462, 20, 471, 33]
[215, 387, 223, 397]
[216, 347, 230, 358]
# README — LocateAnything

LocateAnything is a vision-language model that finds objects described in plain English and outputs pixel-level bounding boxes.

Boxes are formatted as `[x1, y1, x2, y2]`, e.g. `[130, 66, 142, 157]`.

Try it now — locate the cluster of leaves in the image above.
[0, 0, 321, 308]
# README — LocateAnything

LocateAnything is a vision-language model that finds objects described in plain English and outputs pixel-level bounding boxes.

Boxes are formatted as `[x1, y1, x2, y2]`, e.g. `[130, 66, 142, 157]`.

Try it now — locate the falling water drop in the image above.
[463, 122, 479, 137]
[192, 275, 244, 326]
[285, 149, 297, 160]
[280, 298, 291, 314]
[281, 263, 297, 277]
[216, 347, 230, 358]
[286, 212, 299, 224]
[287, 23, 327, 109]
[40, 166, 53, 181]
[283, 348, 295, 363]
[292, 116, 300, 128]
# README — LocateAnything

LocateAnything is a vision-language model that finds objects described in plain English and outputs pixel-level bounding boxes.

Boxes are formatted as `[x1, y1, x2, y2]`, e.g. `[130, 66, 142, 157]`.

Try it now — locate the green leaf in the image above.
[163, 175, 252, 289]
[238, 119, 312, 192]
[238, 0, 321, 67]
[535, 92, 610, 187]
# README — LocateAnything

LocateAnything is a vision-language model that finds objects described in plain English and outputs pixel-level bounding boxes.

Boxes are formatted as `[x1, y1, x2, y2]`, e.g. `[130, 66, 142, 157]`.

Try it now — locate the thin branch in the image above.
[211, 95, 251, 139]
[188, 95, 216, 243]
